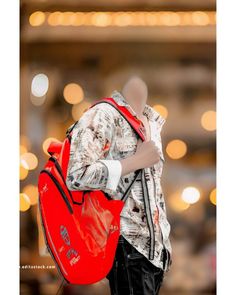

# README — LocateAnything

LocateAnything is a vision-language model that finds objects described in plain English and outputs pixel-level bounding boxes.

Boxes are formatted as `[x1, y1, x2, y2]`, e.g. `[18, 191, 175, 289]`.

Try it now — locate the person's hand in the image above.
[134, 140, 161, 169]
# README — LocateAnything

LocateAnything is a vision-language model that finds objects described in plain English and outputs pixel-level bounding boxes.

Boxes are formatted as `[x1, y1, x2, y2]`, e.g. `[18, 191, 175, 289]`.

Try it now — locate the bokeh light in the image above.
[29, 11, 46, 27]
[169, 192, 190, 212]
[166, 139, 187, 159]
[31, 73, 49, 97]
[181, 186, 201, 204]
[22, 185, 39, 205]
[20, 165, 29, 180]
[20, 152, 38, 170]
[63, 83, 84, 104]
[209, 188, 216, 205]
[201, 110, 216, 131]
[153, 104, 168, 119]
[20, 193, 31, 212]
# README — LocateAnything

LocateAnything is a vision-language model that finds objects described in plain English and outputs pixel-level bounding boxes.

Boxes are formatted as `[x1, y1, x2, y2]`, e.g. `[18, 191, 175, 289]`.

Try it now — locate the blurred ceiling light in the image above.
[72, 12, 86, 26]
[181, 186, 201, 204]
[166, 139, 187, 160]
[209, 188, 216, 205]
[29, 11, 46, 27]
[20, 193, 31, 212]
[192, 11, 210, 26]
[47, 11, 63, 26]
[169, 192, 190, 212]
[22, 185, 38, 205]
[31, 73, 49, 97]
[42, 137, 61, 155]
[201, 110, 216, 131]
[20, 165, 29, 180]
[160, 12, 181, 26]
[35, 11, 216, 27]
[20, 145, 27, 155]
[72, 101, 92, 121]
[114, 12, 133, 26]
[92, 12, 112, 27]
[153, 104, 168, 119]
[61, 12, 75, 26]
[63, 83, 84, 105]
[20, 152, 38, 170]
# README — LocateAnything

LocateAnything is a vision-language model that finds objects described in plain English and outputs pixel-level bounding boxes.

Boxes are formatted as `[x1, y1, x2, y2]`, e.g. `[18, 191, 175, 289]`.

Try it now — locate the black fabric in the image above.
[106, 235, 165, 295]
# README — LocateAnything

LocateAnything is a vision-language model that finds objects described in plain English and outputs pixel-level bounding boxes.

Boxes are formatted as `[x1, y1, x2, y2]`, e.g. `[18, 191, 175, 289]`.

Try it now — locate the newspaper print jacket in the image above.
[66, 90, 172, 272]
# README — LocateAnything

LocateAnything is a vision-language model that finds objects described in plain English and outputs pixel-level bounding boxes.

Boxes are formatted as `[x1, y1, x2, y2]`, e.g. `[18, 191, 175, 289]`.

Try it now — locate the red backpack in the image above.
[38, 97, 145, 285]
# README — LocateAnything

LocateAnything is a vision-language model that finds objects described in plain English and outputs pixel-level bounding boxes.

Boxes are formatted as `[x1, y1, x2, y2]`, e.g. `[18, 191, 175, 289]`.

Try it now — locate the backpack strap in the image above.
[91, 97, 146, 142]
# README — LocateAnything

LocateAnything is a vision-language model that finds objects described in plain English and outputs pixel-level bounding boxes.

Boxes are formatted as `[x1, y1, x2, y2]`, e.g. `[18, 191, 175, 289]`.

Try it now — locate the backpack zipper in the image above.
[40, 169, 73, 214]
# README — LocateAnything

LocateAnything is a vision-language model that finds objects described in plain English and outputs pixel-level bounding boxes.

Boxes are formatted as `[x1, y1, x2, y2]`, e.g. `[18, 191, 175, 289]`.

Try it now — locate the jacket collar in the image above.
[110, 90, 166, 126]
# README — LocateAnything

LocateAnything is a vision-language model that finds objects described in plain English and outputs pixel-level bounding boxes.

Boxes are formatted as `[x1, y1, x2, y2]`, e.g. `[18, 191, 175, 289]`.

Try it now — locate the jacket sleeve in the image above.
[66, 105, 122, 195]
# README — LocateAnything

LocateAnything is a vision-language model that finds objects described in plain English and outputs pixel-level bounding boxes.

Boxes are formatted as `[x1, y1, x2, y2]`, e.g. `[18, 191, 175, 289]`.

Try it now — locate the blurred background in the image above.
[20, 0, 216, 294]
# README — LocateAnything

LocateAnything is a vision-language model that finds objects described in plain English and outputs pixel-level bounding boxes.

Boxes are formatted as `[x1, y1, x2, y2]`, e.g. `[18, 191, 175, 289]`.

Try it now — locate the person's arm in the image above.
[119, 140, 161, 176]
[66, 106, 122, 195]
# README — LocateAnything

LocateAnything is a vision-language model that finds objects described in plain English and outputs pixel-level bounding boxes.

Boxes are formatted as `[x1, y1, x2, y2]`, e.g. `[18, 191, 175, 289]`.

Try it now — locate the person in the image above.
[66, 75, 172, 295]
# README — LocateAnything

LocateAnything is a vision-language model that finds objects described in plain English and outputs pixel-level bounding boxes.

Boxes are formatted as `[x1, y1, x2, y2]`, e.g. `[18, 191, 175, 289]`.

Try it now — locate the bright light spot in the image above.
[91, 12, 112, 27]
[31, 73, 49, 97]
[42, 137, 61, 155]
[166, 139, 187, 160]
[22, 185, 38, 205]
[20, 193, 31, 212]
[192, 11, 210, 26]
[20, 165, 29, 180]
[47, 11, 63, 26]
[169, 192, 190, 212]
[20, 153, 38, 170]
[72, 101, 92, 121]
[181, 186, 200, 204]
[29, 11, 46, 27]
[63, 83, 84, 104]
[209, 188, 216, 205]
[153, 104, 168, 119]
[201, 110, 216, 131]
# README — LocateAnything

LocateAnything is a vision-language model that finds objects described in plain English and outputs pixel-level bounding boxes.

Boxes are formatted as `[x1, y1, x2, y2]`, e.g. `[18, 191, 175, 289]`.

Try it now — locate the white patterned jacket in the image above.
[66, 90, 172, 272]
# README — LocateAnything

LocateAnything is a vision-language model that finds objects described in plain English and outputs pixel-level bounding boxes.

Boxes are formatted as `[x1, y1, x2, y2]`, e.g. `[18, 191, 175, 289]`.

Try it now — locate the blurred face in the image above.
[122, 76, 148, 107]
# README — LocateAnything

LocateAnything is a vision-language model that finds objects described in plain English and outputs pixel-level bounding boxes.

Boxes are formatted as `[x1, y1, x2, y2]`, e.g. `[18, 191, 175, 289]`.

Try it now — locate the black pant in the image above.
[106, 235, 165, 295]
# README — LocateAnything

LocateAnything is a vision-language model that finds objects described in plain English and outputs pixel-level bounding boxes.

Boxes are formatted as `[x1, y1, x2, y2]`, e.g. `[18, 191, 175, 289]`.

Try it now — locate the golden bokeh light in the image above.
[22, 185, 39, 205]
[63, 83, 84, 105]
[153, 104, 168, 119]
[47, 11, 63, 26]
[201, 110, 216, 131]
[20, 152, 38, 170]
[29, 11, 46, 27]
[20, 193, 31, 212]
[42, 137, 61, 155]
[20, 165, 29, 180]
[192, 11, 210, 26]
[72, 101, 92, 121]
[209, 188, 216, 205]
[181, 186, 201, 204]
[32, 11, 216, 27]
[91, 12, 112, 27]
[169, 192, 190, 212]
[166, 139, 187, 160]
